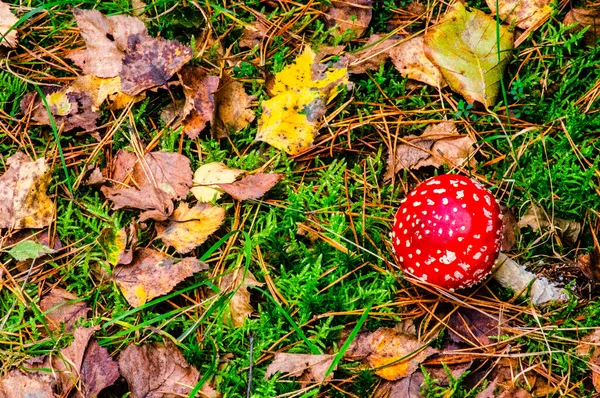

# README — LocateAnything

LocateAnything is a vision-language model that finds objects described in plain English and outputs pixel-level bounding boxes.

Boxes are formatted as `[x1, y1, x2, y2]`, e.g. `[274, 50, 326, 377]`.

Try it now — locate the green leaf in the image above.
[423, 3, 514, 107]
[7, 240, 54, 261]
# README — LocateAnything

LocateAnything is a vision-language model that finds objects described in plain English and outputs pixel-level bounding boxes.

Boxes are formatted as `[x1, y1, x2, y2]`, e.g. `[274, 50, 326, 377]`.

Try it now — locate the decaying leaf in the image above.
[66, 75, 123, 111]
[191, 162, 244, 202]
[265, 353, 335, 385]
[424, 3, 514, 107]
[98, 226, 127, 266]
[21, 89, 100, 131]
[385, 122, 476, 180]
[212, 73, 256, 138]
[517, 204, 581, 246]
[577, 329, 600, 393]
[156, 202, 225, 254]
[256, 47, 349, 155]
[0, 1, 18, 48]
[344, 320, 439, 380]
[119, 340, 200, 398]
[239, 18, 270, 49]
[486, 0, 552, 30]
[325, 0, 372, 38]
[113, 248, 208, 307]
[0, 372, 54, 397]
[220, 269, 263, 327]
[39, 288, 88, 332]
[577, 248, 600, 284]
[179, 66, 220, 139]
[101, 151, 192, 221]
[0, 152, 55, 230]
[77, 340, 121, 398]
[564, 8, 600, 47]
[448, 308, 502, 347]
[390, 35, 446, 88]
[70, 8, 147, 78]
[218, 173, 282, 201]
[345, 34, 399, 74]
[374, 372, 424, 397]
[501, 206, 518, 252]
[120, 33, 193, 96]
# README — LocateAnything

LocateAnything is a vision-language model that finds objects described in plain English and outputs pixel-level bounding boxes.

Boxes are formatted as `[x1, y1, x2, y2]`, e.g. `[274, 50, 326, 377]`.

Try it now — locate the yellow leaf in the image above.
[191, 162, 244, 202]
[46, 91, 71, 116]
[256, 47, 348, 155]
[156, 202, 225, 254]
[67, 75, 122, 110]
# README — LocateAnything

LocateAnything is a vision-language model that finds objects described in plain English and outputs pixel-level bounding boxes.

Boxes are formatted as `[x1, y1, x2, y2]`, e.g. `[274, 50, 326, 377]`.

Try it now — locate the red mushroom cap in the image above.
[391, 175, 503, 290]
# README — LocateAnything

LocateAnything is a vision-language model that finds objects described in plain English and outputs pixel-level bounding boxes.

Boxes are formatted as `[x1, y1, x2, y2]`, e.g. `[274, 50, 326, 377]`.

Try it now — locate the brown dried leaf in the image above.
[220, 269, 263, 327]
[119, 340, 200, 398]
[76, 340, 120, 398]
[265, 353, 335, 385]
[212, 73, 256, 138]
[21, 89, 100, 132]
[517, 204, 581, 246]
[577, 329, 600, 392]
[0, 152, 55, 230]
[577, 249, 600, 283]
[385, 122, 475, 180]
[179, 66, 220, 139]
[66, 75, 122, 111]
[101, 151, 192, 222]
[0, 1, 18, 48]
[218, 173, 282, 201]
[564, 8, 600, 46]
[485, 0, 552, 30]
[156, 202, 225, 254]
[344, 321, 439, 381]
[70, 8, 147, 78]
[39, 288, 88, 332]
[448, 308, 501, 347]
[390, 35, 446, 88]
[375, 372, 424, 397]
[121, 34, 193, 96]
[239, 19, 270, 49]
[345, 34, 400, 74]
[0, 371, 54, 398]
[113, 248, 208, 307]
[325, 0, 372, 38]
[501, 206, 518, 252]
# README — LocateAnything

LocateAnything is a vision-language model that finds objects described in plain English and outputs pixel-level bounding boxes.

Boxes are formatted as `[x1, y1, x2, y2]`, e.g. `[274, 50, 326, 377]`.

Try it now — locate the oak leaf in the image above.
[0, 1, 18, 47]
[344, 321, 438, 380]
[325, 0, 372, 38]
[256, 47, 349, 154]
[220, 269, 263, 327]
[424, 3, 514, 107]
[265, 353, 335, 385]
[70, 8, 147, 78]
[0, 152, 54, 230]
[119, 340, 199, 398]
[156, 202, 225, 254]
[113, 248, 208, 307]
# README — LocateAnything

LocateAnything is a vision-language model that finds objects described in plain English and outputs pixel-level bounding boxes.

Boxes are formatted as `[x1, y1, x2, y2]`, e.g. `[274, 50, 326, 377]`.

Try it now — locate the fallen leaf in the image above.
[70, 8, 147, 78]
[448, 308, 502, 347]
[212, 73, 256, 138]
[191, 162, 245, 202]
[265, 353, 335, 385]
[345, 34, 400, 74]
[564, 8, 600, 47]
[83, 166, 106, 186]
[256, 47, 349, 154]
[21, 89, 100, 131]
[239, 18, 270, 48]
[0, 152, 55, 230]
[120, 33, 193, 96]
[220, 269, 263, 327]
[113, 248, 208, 307]
[577, 248, 600, 283]
[6, 240, 55, 261]
[156, 202, 225, 254]
[179, 66, 220, 139]
[98, 225, 136, 266]
[101, 151, 192, 221]
[325, 0, 372, 38]
[577, 329, 600, 393]
[0, 1, 18, 47]
[119, 340, 200, 398]
[66, 75, 123, 111]
[0, 372, 54, 397]
[486, 0, 551, 30]
[39, 288, 88, 332]
[501, 206, 518, 252]
[424, 3, 514, 107]
[76, 340, 120, 398]
[390, 35, 446, 88]
[517, 204, 581, 246]
[344, 321, 439, 381]
[218, 173, 282, 201]
[385, 122, 476, 180]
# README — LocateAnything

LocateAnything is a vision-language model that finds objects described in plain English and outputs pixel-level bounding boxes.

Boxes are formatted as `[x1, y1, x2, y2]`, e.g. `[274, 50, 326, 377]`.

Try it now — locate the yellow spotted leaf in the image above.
[256, 47, 348, 155]
[156, 202, 225, 254]
[423, 3, 514, 107]
[67, 75, 122, 110]
[46, 91, 72, 116]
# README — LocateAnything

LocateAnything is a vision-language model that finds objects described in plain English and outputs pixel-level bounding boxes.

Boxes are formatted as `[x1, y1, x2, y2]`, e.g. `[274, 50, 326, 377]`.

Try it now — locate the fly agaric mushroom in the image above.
[391, 174, 502, 290]
[391, 175, 567, 305]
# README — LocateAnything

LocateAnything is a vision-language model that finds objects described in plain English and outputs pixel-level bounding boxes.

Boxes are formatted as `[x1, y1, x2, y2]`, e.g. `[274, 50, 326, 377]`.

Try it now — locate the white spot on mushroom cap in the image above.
[406, 241, 410, 247]
[426, 179, 441, 185]
[473, 252, 482, 260]
[420, 274, 428, 281]
[408, 267, 415, 273]
[456, 190, 464, 199]
[484, 195, 492, 206]
[461, 203, 467, 208]
[474, 234, 480, 239]
[402, 208, 407, 214]
[454, 271, 464, 279]
[425, 256, 436, 265]
[439, 250, 456, 264]
[433, 188, 446, 194]
[459, 262, 470, 271]
[427, 199, 435, 205]
[453, 208, 458, 213]
[438, 228, 443, 235]
[413, 201, 422, 207]
[416, 249, 421, 255]
[422, 210, 428, 215]
[473, 193, 479, 201]
[458, 237, 464, 242]
[434, 268, 439, 272]
[442, 198, 449, 205]
[483, 208, 493, 218]
[395, 237, 400, 245]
